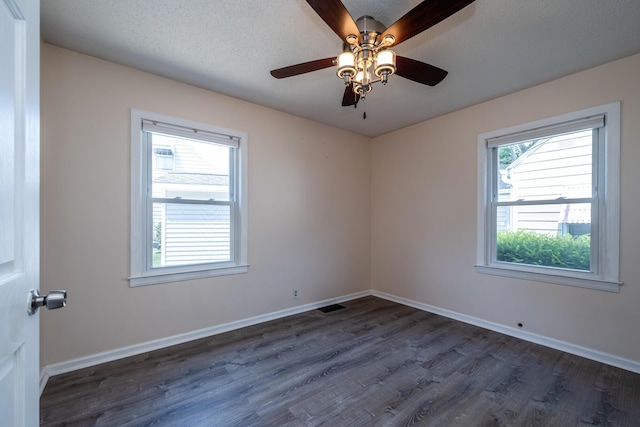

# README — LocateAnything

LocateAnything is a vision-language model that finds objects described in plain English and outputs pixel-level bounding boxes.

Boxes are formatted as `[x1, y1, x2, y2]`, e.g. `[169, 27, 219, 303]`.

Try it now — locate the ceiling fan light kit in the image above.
[335, 16, 397, 100]
[271, 0, 476, 107]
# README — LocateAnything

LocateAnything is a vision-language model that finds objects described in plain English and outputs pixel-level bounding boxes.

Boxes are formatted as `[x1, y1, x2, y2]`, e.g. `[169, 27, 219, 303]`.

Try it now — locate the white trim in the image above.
[39, 290, 372, 392]
[129, 264, 249, 287]
[39, 370, 50, 396]
[602, 103, 620, 282]
[475, 265, 621, 292]
[133, 110, 244, 145]
[141, 119, 239, 148]
[486, 114, 605, 148]
[372, 290, 640, 374]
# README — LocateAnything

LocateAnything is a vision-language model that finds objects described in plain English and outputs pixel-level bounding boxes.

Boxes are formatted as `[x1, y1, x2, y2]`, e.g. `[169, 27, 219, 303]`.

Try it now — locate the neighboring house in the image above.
[498, 130, 592, 237]
[152, 135, 231, 266]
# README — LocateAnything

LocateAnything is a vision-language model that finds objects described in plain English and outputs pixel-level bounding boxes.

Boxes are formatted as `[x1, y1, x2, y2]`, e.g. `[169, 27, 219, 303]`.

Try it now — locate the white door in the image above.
[0, 0, 40, 425]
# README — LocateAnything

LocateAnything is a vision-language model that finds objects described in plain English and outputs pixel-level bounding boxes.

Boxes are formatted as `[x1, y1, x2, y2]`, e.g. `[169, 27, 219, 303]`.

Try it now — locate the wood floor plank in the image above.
[40, 297, 640, 426]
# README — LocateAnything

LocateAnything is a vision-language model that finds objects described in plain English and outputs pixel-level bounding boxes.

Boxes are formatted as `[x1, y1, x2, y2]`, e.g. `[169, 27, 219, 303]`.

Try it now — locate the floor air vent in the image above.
[317, 304, 345, 313]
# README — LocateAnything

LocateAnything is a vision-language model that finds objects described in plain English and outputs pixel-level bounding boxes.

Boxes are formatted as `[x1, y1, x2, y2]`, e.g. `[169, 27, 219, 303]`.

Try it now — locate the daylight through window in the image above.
[130, 110, 248, 286]
[476, 103, 620, 291]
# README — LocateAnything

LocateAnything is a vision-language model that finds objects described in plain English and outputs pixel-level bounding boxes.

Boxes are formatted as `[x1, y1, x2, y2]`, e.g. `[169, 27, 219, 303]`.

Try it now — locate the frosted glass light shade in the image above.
[336, 52, 356, 79]
[374, 50, 396, 77]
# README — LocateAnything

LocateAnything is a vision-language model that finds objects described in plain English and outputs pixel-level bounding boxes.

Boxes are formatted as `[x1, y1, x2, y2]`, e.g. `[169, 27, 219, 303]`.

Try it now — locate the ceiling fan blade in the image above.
[270, 57, 335, 79]
[306, 0, 361, 44]
[341, 83, 360, 107]
[395, 56, 448, 86]
[380, 0, 475, 46]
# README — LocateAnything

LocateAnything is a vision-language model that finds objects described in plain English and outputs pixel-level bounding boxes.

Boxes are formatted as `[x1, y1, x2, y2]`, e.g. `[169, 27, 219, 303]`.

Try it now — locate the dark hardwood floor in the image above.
[40, 297, 640, 426]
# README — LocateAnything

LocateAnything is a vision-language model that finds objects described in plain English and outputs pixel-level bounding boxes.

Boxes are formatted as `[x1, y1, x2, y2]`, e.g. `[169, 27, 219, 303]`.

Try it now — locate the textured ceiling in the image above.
[41, 0, 640, 137]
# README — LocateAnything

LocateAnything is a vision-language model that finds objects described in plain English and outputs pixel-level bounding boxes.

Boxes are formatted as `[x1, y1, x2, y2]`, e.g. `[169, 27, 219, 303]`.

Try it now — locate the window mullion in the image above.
[150, 197, 232, 206]
[495, 197, 593, 207]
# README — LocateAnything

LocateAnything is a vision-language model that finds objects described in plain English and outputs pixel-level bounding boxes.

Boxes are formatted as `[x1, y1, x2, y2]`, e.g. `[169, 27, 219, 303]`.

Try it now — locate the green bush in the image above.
[155, 222, 162, 247]
[497, 230, 590, 271]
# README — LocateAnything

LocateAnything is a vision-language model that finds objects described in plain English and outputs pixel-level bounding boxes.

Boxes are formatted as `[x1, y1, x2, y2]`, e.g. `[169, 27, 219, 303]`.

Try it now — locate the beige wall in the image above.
[40, 44, 372, 367]
[41, 42, 640, 369]
[371, 53, 640, 362]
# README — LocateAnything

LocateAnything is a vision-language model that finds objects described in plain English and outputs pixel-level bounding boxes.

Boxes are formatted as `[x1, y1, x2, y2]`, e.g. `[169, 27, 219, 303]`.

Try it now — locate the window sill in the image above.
[129, 264, 249, 287]
[475, 264, 620, 293]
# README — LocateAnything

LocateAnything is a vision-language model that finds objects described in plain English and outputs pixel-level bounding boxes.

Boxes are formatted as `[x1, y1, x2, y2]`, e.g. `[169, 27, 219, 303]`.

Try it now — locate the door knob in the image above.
[28, 289, 67, 315]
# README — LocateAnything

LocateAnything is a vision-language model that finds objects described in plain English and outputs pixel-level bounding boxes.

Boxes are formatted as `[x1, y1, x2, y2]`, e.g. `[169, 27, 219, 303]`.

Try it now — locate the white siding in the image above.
[505, 131, 592, 235]
[163, 204, 231, 265]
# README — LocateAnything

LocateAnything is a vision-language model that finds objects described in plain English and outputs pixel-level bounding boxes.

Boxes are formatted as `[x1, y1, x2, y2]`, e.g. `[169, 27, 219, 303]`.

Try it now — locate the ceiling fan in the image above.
[270, 0, 476, 108]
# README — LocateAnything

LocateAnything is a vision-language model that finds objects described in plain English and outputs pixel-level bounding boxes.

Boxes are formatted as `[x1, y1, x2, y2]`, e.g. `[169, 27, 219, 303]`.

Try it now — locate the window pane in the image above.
[496, 203, 591, 271]
[151, 133, 231, 201]
[152, 202, 231, 268]
[497, 130, 592, 202]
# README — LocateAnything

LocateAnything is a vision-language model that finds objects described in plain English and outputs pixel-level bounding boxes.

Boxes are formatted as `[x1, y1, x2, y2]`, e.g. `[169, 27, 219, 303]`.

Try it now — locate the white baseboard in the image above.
[39, 370, 50, 396]
[41, 289, 640, 395]
[372, 290, 640, 374]
[39, 290, 372, 394]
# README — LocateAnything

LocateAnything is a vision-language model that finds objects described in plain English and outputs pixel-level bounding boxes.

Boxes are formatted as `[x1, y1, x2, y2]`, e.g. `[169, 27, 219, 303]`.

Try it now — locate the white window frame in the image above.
[476, 102, 621, 292]
[129, 109, 248, 287]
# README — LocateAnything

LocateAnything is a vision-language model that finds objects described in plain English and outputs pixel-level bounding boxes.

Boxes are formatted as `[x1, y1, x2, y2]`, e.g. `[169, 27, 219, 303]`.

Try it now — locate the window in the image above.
[476, 102, 620, 292]
[130, 109, 248, 286]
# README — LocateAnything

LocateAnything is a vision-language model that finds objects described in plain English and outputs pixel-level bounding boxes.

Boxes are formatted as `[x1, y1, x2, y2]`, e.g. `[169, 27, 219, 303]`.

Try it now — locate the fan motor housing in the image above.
[355, 15, 385, 37]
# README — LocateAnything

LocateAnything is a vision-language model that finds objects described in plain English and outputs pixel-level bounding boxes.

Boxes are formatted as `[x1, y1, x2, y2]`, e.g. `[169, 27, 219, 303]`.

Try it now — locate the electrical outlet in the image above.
[293, 289, 299, 299]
